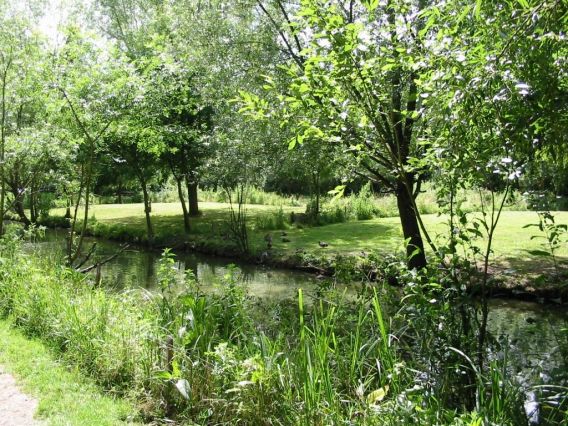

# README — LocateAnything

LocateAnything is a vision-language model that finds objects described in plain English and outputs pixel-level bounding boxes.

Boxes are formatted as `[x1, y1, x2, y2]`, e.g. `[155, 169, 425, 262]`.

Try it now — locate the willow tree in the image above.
[51, 27, 137, 264]
[243, 0, 438, 268]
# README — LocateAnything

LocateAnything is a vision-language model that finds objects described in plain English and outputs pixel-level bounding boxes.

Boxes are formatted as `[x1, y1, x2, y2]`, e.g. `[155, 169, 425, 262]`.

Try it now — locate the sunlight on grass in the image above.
[52, 203, 568, 271]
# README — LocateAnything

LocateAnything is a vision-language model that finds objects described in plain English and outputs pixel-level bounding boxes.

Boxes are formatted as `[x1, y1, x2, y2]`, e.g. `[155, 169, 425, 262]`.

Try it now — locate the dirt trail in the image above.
[0, 367, 42, 426]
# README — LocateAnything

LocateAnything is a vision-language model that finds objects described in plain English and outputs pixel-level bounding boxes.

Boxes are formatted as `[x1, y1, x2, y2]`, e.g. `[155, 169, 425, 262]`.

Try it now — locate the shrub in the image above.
[254, 206, 288, 231]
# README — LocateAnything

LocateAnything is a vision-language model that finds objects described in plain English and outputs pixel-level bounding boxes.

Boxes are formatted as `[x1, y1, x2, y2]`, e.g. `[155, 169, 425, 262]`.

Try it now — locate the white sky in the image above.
[37, 0, 69, 44]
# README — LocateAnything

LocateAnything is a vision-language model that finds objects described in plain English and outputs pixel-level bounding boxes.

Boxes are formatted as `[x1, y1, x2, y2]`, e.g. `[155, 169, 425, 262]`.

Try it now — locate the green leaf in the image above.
[298, 83, 310, 94]
[154, 371, 173, 380]
[516, 0, 530, 9]
[288, 137, 297, 150]
[362, 0, 380, 12]
[474, 0, 482, 20]
[328, 185, 346, 201]
[367, 385, 389, 405]
[381, 63, 397, 71]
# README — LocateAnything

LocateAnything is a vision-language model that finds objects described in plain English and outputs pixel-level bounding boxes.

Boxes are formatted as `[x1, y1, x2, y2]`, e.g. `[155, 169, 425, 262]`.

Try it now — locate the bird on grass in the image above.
[318, 241, 329, 248]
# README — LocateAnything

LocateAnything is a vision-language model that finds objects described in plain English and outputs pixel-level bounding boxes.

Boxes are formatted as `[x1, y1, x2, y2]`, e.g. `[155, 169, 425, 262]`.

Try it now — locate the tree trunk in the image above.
[65, 197, 72, 219]
[176, 175, 190, 234]
[12, 190, 31, 226]
[187, 179, 199, 217]
[315, 173, 320, 217]
[30, 194, 37, 223]
[117, 180, 123, 204]
[0, 62, 10, 236]
[396, 178, 427, 269]
[141, 179, 154, 245]
[30, 181, 38, 222]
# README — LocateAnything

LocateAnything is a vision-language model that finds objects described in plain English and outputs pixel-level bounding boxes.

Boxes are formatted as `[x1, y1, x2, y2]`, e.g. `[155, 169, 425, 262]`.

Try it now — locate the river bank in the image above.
[4, 233, 568, 424]
[38, 205, 568, 303]
[0, 320, 139, 425]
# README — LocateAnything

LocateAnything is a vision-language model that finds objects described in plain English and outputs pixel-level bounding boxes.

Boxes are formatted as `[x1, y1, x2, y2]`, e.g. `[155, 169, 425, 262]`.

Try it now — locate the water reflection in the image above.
[488, 299, 567, 385]
[26, 229, 318, 299]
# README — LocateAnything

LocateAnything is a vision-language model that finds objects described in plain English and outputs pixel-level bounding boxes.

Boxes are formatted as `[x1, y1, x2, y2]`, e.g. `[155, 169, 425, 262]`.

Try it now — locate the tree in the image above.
[103, 119, 162, 245]
[0, 15, 43, 234]
[51, 26, 137, 264]
[3, 128, 68, 225]
[244, 0, 438, 268]
[143, 46, 214, 230]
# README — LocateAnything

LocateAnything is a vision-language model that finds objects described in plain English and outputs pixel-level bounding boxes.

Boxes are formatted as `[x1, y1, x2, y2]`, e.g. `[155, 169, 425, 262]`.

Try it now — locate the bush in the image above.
[352, 182, 378, 220]
[38, 215, 70, 229]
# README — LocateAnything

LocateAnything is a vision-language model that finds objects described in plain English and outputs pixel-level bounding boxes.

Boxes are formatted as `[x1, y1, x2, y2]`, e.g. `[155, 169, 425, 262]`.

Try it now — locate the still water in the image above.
[27, 229, 319, 298]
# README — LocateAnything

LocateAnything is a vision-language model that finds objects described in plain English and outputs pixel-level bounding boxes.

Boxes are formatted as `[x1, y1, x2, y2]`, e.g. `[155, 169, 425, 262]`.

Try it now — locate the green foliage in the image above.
[254, 206, 288, 231]
[199, 186, 304, 207]
[0, 320, 140, 425]
[524, 211, 568, 271]
[352, 183, 379, 220]
[1, 235, 552, 424]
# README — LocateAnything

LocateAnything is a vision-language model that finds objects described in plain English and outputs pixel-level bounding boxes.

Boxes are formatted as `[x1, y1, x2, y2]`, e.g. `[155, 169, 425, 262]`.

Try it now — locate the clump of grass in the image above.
[253, 206, 288, 231]
[200, 186, 304, 207]
[352, 182, 379, 220]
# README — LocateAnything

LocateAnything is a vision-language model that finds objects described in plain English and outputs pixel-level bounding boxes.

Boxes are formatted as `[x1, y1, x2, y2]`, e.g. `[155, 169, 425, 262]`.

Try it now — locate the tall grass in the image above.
[0, 232, 547, 424]
[314, 184, 529, 226]
[198, 186, 305, 207]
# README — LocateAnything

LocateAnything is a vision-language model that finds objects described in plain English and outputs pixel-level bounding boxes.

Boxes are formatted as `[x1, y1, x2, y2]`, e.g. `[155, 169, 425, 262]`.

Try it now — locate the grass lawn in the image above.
[53, 202, 568, 274]
[54, 202, 302, 242]
[0, 320, 139, 425]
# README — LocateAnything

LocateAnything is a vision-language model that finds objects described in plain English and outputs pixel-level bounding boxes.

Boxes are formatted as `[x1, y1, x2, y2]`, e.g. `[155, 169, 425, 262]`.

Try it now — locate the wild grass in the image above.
[0, 320, 139, 425]
[0, 230, 554, 424]
[143, 183, 305, 207]
[315, 184, 528, 226]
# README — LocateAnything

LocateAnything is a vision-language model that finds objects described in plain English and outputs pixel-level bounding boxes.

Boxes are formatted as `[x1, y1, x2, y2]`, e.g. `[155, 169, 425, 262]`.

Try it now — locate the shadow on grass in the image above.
[494, 252, 568, 284]
[271, 221, 402, 253]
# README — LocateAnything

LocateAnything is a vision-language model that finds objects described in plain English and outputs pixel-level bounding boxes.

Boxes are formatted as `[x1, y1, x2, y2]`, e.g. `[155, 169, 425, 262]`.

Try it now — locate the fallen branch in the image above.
[74, 242, 97, 270]
[79, 243, 130, 273]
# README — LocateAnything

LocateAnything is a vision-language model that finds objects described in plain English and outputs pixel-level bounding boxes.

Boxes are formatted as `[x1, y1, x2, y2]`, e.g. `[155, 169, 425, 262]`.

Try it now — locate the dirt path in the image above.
[0, 366, 42, 426]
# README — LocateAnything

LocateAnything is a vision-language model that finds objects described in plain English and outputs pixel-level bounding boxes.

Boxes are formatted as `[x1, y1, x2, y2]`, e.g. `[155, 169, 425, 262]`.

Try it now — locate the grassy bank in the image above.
[51, 201, 568, 285]
[3, 233, 564, 425]
[0, 320, 139, 425]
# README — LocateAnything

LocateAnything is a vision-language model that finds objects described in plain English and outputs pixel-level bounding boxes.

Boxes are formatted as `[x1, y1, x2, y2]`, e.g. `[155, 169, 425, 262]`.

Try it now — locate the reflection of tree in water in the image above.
[143, 252, 155, 287]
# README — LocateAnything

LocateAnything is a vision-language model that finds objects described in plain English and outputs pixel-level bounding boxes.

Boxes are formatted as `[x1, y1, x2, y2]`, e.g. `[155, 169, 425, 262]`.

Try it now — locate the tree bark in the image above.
[29, 180, 38, 223]
[187, 178, 199, 216]
[12, 191, 30, 226]
[396, 178, 426, 269]
[65, 197, 72, 219]
[117, 180, 123, 204]
[140, 178, 154, 245]
[0, 58, 11, 236]
[176, 175, 190, 233]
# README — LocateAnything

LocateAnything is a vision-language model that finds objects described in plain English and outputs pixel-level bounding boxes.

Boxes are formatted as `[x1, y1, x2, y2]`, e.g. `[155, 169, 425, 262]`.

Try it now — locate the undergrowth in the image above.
[0, 229, 565, 424]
